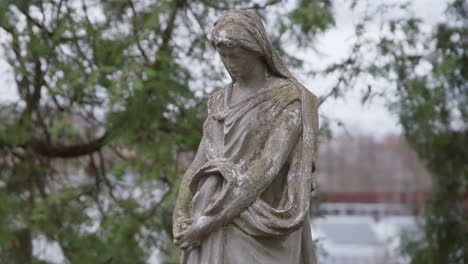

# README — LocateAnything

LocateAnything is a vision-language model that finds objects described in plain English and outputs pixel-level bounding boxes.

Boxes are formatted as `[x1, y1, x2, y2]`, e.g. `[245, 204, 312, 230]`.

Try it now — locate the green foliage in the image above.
[290, 0, 334, 36]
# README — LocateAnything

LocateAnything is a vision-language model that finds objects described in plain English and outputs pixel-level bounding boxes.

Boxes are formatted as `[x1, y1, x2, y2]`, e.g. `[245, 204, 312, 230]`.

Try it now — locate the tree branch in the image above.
[29, 132, 108, 158]
[128, 0, 150, 63]
[157, 0, 186, 56]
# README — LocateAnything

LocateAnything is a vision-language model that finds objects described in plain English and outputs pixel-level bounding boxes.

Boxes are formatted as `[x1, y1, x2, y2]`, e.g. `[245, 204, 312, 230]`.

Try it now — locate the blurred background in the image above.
[0, 0, 466, 263]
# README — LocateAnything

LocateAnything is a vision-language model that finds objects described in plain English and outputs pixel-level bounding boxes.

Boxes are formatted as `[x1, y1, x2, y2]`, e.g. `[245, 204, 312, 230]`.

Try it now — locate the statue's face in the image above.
[216, 43, 263, 80]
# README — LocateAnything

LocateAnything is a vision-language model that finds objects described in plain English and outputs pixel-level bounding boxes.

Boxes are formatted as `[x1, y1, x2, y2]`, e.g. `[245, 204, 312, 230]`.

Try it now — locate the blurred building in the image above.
[311, 134, 431, 264]
[311, 215, 420, 264]
[315, 134, 432, 215]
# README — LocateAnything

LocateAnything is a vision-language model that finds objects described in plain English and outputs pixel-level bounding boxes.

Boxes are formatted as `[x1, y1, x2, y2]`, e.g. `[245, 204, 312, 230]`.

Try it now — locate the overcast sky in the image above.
[0, 0, 449, 138]
[298, 0, 448, 138]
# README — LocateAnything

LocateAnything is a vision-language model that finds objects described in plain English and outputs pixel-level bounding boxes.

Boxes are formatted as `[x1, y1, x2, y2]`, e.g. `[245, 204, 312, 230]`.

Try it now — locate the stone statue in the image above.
[173, 9, 319, 264]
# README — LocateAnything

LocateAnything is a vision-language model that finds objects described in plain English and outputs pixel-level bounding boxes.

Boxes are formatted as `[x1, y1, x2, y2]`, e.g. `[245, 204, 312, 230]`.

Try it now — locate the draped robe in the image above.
[176, 79, 318, 264]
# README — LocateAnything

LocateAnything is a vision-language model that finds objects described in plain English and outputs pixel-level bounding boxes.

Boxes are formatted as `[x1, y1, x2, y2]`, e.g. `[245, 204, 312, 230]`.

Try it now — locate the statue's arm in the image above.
[213, 100, 303, 226]
[173, 135, 208, 235]
[174, 90, 222, 238]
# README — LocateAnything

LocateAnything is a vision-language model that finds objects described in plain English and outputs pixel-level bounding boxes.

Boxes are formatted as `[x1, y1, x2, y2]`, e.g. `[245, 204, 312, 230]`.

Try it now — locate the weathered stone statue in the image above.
[173, 9, 319, 264]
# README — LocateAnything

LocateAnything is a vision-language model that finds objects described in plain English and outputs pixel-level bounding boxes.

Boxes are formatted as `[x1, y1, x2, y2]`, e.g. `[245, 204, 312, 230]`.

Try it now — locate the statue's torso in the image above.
[203, 79, 299, 173]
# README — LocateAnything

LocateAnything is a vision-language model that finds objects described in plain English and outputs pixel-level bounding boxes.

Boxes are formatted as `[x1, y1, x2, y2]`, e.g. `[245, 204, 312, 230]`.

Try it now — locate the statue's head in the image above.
[211, 9, 296, 83]
[210, 10, 268, 80]
[211, 10, 264, 54]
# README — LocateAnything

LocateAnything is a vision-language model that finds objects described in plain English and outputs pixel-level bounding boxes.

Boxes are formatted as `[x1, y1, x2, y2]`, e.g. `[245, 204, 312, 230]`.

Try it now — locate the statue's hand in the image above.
[174, 215, 217, 251]
[174, 216, 192, 233]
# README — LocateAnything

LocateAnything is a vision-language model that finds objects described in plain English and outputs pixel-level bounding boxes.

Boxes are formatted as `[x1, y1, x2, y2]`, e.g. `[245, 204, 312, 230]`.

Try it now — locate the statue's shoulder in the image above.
[287, 80, 319, 107]
[207, 85, 227, 114]
[301, 86, 319, 106]
[271, 78, 301, 105]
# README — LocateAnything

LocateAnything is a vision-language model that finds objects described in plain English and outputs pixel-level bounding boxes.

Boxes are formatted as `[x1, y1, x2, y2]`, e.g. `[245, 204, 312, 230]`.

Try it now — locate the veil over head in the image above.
[210, 10, 293, 79]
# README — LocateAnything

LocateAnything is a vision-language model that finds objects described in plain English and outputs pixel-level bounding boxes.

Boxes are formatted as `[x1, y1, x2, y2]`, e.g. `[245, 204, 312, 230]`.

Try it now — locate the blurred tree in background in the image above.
[372, 1, 468, 262]
[330, 0, 467, 262]
[0, 0, 335, 263]
[0, 0, 466, 263]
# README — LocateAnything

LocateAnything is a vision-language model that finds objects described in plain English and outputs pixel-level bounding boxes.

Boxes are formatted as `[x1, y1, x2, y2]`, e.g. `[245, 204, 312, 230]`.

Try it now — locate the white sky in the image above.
[297, 0, 448, 137]
[0, 0, 448, 138]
